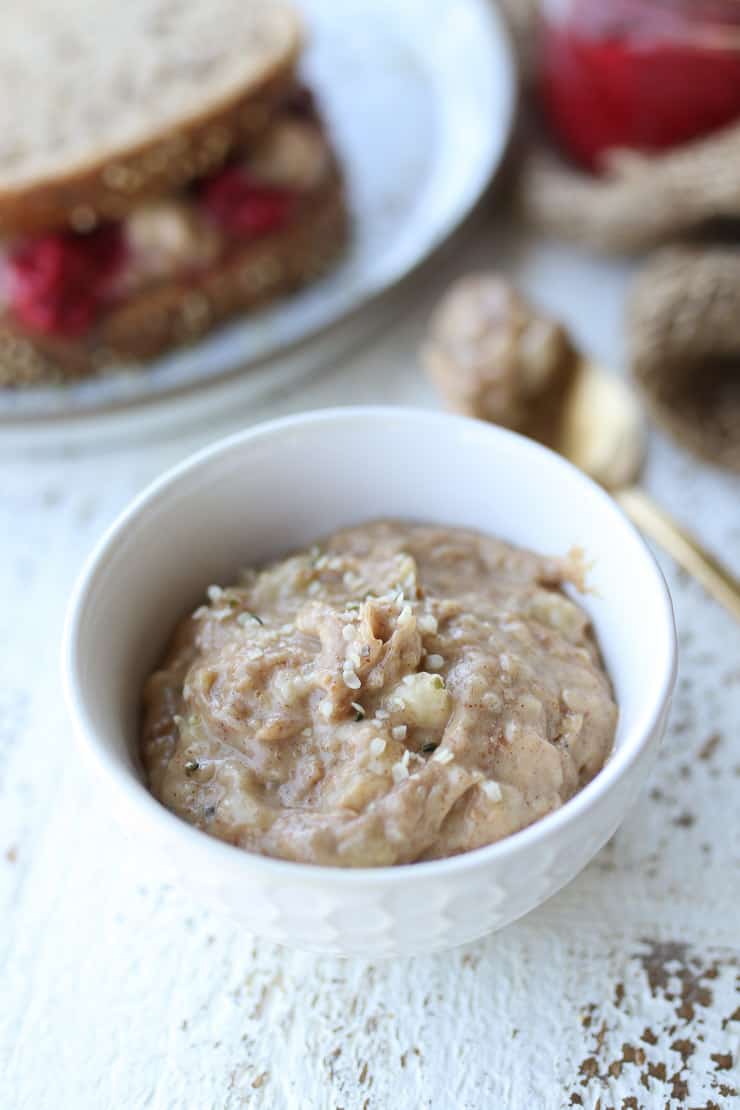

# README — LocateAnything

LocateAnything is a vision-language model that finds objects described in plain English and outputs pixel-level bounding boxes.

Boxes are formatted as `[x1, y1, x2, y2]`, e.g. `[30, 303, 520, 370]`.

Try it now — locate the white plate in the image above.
[0, 0, 515, 430]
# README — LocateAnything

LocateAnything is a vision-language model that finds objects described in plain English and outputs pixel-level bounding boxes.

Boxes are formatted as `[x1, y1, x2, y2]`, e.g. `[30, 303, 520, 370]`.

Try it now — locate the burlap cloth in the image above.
[497, 0, 740, 471]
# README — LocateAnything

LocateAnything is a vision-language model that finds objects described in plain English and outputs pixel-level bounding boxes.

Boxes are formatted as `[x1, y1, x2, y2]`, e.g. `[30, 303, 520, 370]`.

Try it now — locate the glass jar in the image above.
[539, 0, 740, 171]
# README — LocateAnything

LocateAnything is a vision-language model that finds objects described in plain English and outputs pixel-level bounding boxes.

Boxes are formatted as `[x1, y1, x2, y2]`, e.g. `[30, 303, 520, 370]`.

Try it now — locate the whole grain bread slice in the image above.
[0, 0, 302, 234]
[0, 171, 347, 386]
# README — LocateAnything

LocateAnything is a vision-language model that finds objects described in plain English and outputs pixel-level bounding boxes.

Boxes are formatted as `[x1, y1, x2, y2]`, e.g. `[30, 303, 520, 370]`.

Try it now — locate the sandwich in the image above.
[0, 0, 347, 386]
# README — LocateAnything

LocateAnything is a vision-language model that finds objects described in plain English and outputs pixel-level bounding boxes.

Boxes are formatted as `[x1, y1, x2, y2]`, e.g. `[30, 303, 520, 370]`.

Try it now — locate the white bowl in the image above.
[63, 407, 676, 957]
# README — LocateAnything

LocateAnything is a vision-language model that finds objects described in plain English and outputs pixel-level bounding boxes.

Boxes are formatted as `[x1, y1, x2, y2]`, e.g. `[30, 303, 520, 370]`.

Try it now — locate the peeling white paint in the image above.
[2, 226, 739, 1110]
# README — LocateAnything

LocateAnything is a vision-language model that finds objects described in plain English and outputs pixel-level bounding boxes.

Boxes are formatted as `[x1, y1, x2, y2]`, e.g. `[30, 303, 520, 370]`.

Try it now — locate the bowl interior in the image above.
[68, 408, 675, 835]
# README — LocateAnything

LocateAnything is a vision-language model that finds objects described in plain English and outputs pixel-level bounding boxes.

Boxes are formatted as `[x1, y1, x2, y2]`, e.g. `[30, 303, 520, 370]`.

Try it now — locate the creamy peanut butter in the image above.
[141, 522, 617, 867]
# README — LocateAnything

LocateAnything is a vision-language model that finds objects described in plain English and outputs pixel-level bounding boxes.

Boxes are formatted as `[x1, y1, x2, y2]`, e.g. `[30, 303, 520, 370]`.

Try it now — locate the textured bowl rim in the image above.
[63, 406, 677, 887]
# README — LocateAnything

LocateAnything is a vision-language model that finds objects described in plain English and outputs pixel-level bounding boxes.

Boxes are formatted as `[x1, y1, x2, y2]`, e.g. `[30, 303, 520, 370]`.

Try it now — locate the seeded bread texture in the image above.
[0, 0, 302, 233]
[0, 171, 347, 386]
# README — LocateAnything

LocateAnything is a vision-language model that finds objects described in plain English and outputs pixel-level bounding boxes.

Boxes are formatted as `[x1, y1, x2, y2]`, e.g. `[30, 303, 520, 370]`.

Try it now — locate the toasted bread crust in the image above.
[0, 171, 347, 386]
[0, 0, 304, 234]
[0, 69, 301, 236]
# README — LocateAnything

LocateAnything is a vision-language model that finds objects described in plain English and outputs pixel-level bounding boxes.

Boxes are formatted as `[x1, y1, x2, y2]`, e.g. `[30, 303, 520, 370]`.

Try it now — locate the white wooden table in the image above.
[2, 215, 739, 1109]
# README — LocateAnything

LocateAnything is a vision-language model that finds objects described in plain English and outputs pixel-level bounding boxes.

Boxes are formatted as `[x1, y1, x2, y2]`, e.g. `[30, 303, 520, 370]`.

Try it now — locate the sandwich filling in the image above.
[0, 89, 336, 341]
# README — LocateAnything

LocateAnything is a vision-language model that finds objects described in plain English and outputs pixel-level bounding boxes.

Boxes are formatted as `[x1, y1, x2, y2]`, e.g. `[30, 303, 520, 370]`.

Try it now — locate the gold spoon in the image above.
[557, 359, 740, 621]
[422, 274, 740, 619]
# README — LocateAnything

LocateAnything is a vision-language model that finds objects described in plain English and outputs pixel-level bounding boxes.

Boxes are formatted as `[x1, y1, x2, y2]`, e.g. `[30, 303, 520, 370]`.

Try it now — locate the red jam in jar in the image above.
[540, 0, 740, 171]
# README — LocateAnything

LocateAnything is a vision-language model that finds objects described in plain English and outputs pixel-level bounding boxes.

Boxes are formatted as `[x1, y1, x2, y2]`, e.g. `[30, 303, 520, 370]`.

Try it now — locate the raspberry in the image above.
[7, 224, 127, 338]
[283, 84, 317, 120]
[199, 166, 294, 239]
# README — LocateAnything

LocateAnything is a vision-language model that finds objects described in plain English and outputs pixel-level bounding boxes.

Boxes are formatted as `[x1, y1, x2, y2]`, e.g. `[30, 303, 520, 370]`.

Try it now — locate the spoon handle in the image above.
[617, 486, 740, 623]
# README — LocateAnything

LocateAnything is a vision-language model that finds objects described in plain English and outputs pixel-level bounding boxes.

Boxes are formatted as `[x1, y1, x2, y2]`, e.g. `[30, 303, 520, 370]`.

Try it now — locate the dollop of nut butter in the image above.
[141, 522, 616, 867]
[421, 273, 577, 442]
